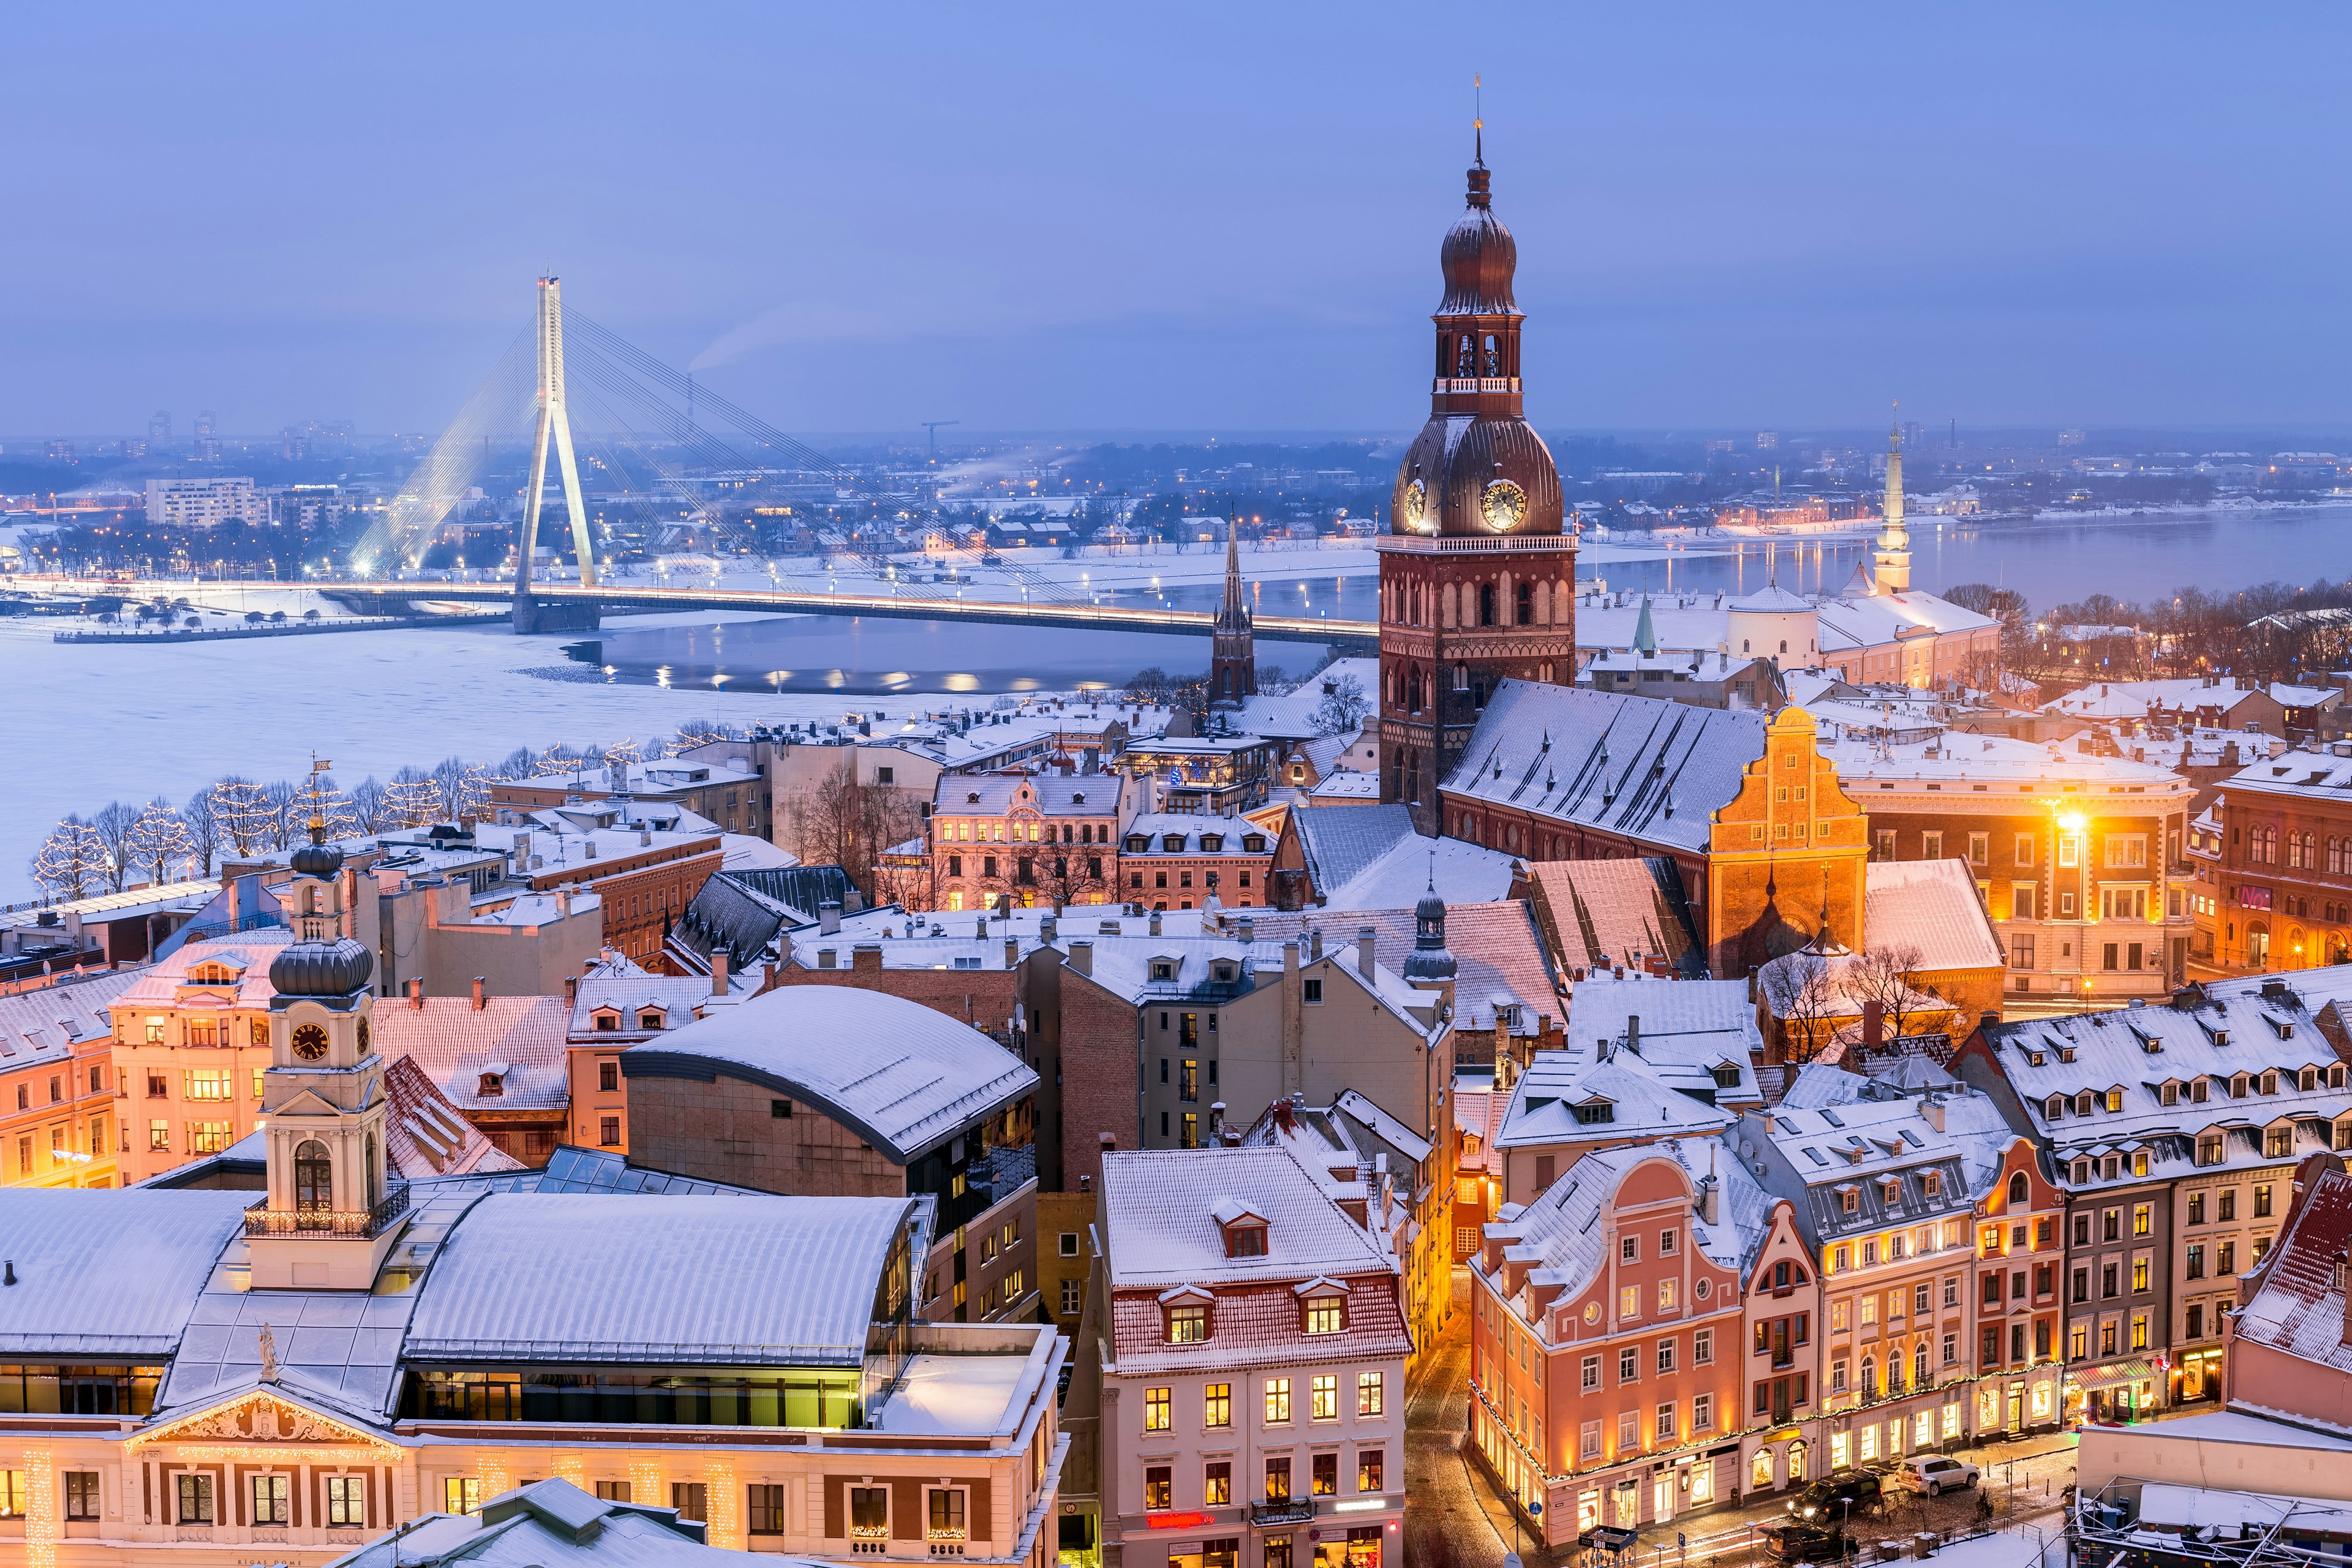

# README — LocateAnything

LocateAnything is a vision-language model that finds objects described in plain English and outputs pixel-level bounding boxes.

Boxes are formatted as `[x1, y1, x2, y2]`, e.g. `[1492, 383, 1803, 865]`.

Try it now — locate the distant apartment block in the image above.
[146, 476, 265, 529]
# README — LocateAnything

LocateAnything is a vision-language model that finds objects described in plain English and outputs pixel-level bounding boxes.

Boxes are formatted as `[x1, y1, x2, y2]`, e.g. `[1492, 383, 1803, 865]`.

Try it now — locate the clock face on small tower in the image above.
[292, 1023, 330, 1062]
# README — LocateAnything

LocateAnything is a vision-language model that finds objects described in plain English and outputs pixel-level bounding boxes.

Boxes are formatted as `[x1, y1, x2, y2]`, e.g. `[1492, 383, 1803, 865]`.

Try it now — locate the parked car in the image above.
[1787, 1472, 1885, 1521]
[1764, 1525, 1852, 1563]
[1904, 1455, 1981, 1496]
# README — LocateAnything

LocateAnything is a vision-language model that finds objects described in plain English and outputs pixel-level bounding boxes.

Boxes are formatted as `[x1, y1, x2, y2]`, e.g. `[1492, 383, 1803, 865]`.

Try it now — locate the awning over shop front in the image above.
[2067, 1359, 2154, 1391]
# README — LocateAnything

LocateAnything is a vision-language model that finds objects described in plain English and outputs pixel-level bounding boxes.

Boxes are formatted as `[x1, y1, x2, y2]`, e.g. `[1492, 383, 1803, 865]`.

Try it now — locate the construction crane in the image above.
[921, 420, 960, 464]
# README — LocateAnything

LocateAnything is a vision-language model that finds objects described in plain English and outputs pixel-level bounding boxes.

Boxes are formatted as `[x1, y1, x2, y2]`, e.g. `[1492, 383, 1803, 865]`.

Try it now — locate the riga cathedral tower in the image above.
[1379, 130, 1577, 834]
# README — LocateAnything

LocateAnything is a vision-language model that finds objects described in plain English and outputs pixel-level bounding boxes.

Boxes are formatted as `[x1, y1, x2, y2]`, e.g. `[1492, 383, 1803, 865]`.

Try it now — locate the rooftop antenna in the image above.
[1474, 73, 1485, 167]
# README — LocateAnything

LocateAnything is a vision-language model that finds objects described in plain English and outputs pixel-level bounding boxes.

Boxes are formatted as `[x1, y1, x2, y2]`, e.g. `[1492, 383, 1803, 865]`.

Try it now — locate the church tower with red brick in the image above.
[1379, 138, 1578, 833]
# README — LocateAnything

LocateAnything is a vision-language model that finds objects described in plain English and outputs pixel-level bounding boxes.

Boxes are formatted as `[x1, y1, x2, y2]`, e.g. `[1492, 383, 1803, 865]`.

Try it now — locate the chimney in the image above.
[1863, 998, 1885, 1054]
[1238, 916, 1254, 944]
[1698, 1175, 1721, 1226]
[1357, 926, 1376, 979]
[853, 943, 882, 973]
[711, 949, 730, 995]
[1309, 927, 1324, 962]
[1150, 911, 1163, 937]
[1041, 914, 1058, 942]
[564, 974, 579, 1009]
[639, 826, 652, 847]
[1921, 1096, 1947, 1133]
[1005, 936, 1019, 970]
[408, 976, 424, 1011]
[1210, 1101, 1226, 1139]
[819, 900, 842, 935]
[470, 976, 487, 1011]
[1068, 939, 1093, 978]
[1627, 1014, 1641, 1055]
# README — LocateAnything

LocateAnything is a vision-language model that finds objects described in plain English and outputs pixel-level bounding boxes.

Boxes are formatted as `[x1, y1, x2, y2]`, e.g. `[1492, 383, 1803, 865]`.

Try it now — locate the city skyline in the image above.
[3, 6, 2347, 437]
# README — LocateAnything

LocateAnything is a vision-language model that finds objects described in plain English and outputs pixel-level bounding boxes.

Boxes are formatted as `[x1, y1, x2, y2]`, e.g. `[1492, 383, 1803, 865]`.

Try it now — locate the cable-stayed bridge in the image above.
[331, 276, 1377, 650]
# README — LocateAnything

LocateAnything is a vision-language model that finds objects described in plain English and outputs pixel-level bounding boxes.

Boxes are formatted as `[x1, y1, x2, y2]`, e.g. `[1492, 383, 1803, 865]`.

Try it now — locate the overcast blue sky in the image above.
[2, 3, 2343, 439]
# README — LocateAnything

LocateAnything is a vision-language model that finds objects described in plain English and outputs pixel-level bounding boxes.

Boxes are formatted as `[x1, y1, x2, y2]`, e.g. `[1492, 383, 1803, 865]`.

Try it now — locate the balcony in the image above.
[243, 1182, 410, 1239]
[1253, 1499, 1315, 1527]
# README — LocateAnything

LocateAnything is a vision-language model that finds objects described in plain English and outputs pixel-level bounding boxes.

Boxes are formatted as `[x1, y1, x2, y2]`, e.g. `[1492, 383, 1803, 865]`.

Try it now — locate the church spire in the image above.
[1871, 400, 1911, 596]
[1209, 517, 1256, 708]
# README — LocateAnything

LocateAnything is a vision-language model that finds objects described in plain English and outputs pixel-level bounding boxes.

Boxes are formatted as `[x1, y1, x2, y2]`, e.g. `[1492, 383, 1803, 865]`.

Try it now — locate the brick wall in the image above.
[624, 1070, 905, 1196]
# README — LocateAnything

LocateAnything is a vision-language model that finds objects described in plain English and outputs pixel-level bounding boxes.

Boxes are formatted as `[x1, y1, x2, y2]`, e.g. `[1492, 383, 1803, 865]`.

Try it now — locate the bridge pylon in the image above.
[514, 275, 601, 634]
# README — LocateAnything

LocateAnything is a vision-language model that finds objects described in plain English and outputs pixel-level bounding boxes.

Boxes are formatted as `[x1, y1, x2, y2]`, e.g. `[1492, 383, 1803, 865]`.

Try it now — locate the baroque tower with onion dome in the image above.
[1379, 132, 1577, 834]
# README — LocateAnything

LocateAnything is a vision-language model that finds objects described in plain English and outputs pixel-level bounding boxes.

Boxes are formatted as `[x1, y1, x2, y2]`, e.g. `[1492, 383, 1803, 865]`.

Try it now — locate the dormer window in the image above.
[2045, 1096, 2065, 1121]
[1166, 1303, 1208, 1344]
[1243, 835, 1266, 853]
[2105, 1088, 2124, 1113]
[594, 1010, 620, 1032]
[1151, 960, 1177, 981]
[638, 1009, 665, 1030]
[1841, 1188, 1860, 1215]
[1224, 1220, 1268, 1259]
[1303, 1295, 1345, 1335]
[1126, 835, 1148, 853]
[1162, 835, 1186, 853]
[1882, 1179, 1902, 1205]
[1200, 834, 1225, 853]
[1710, 1063, 1741, 1089]
[1572, 1099, 1615, 1126]
[2233, 1074, 2250, 1098]
[478, 1072, 505, 1098]
[2075, 1091, 2095, 1117]
[1922, 1171, 1942, 1199]
[2072, 1158, 2092, 1183]
[1213, 962, 1236, 983]
[2261, 1071, 2280, 1095]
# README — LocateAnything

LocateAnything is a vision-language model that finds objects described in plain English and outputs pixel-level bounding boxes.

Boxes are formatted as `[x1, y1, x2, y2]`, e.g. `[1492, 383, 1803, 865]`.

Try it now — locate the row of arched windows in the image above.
[1382, 574, 1567, 629]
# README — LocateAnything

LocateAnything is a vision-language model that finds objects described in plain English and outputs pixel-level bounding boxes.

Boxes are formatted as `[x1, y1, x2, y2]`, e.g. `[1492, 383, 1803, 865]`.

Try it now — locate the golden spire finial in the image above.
[307, 752, 331, 841]
[1474, 74, 1485, 167]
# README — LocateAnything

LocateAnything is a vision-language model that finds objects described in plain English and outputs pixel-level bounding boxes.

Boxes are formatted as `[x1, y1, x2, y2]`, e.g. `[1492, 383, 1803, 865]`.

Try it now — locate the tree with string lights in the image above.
[129, 799, 197, 884]
[29, 816, 107, 900]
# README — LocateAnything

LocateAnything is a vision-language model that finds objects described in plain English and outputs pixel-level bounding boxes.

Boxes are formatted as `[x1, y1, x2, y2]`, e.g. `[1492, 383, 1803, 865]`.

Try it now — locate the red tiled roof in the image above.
[2233, 1166, 2352, 1375]
[372, 995, 570, 1111]
[1107, 1275, 1412, 1374]
[1238, 902, 1562, 1032]
[382, 1055, 524, 1178]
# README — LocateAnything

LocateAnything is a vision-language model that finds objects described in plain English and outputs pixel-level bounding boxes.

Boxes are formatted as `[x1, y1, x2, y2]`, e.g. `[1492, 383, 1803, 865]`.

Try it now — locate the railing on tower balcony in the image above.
[243, 1181, 410, 1239]
[1374, 533, 1579, 554]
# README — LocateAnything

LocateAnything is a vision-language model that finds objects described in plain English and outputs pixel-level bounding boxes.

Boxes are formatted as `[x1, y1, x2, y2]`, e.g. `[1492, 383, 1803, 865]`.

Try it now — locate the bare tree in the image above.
[1850, 943, 1936, 1044]
[29, 816, 106, 900]
[381, 766, 443, 830]
[263, 778, 301, 851]
[179, 790, 220, 874]
[783, 752, 927, 903]
[1758, 951, 1839, 1063]
[130, 799, 197, 884]
[495, 747, 538, 781]
[1312, 673, 1371, 737]
[89, 800, 140, 892]
[350, 776, 388, 833]
[209, 777, 276, 857]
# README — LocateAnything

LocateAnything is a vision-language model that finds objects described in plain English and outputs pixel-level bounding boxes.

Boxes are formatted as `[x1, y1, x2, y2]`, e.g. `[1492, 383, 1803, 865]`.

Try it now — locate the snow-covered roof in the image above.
[1556, 973, 1764, 1108]
[1289, 804, 1415, 897]
[1232, 655, 1379, 739]
[2041, 676, 2251, 721]
[932, 771, 1129, 818]
[2231, 1166, 2352, 1381]
[1522, 858, 1702, 977]
[381, 1055, 525, 1178]
[621, 986, 1037, 1163]
[0, 967, 139, 1066]
[375, 994, 570, 1111]
[1442, 682, 1771, 854]
[1981, 973, 2352, 1194]
[405, 1192, 915, 1365]
[1235, 902, 1563, 1034]
[1099, 1145, 1396, 1291]
[2218, 746, 2352, 806]
[1861, 858, 2006, 973]
[1120, 812, 1272, 853]
[0, 1187, 258, 1357]
[1321, 832, 1516, 911]
[0, 878, 218, 930]
[1483, 1136, 1774, 1299]
[1821, 726, 2193, 794]
[1497, 1054, 1738, 1153]
[1305, 771, 1381, 802]
[1813, 588, 1999, 652]
[111, 927, 292, 1012]
[1748, 1090, 2019, 1248]
[328, 1477, 807, 1568]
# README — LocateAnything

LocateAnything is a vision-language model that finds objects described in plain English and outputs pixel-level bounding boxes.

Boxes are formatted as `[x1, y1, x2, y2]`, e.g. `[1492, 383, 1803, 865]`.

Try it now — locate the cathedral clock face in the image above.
[1481, 478, 1528, 532]
[1401, 478, 1429, 532]
[292, 1023, 330, 1062]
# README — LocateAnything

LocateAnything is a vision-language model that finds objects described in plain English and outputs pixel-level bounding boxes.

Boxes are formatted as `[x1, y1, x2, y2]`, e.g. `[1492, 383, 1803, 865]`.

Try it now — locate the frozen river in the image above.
[7, 502, 2350, 901]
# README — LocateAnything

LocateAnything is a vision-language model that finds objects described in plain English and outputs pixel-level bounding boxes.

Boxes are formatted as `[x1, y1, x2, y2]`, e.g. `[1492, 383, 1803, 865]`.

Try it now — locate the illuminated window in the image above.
[1305, 1297, 1343, 1335]
[1205, 1382, 1232, 1428]
[1265, 1378, 1291, 1423]
[1311, 1374, 1339, 1420]
[1357, 1371, 1384, 1416]
[1144, 1387, 1171, 1431]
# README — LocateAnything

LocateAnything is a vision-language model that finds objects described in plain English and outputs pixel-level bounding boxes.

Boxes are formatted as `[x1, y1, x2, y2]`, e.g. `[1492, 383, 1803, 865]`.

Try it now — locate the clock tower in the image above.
[1379, 137, 1577, 833]
[250, 828, 401, 1290]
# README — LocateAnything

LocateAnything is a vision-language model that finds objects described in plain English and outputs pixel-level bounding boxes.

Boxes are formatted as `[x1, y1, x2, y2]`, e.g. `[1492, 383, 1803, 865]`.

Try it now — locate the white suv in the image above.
[1904, 1456, 1980, 1497]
